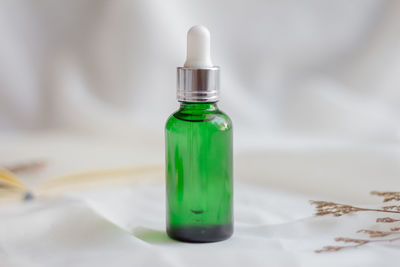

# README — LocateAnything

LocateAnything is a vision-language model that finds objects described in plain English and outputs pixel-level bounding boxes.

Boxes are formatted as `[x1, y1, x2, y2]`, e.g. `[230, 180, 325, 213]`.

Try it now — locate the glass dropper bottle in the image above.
[165, 25, 233, 242]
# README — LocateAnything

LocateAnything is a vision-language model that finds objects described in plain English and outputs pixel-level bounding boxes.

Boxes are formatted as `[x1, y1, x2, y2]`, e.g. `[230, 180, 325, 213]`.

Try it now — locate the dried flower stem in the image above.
[315, 237, 369, 253]
[312, 191, 400, 253]
[376, 217, 400, 223]
[310, 200, 400, 217]
[382, 205, 400, 211]
[357, 228, 400, 238]
[316, 236, 400, 253]
[371, 191, 400, 203]
[6, 161, 46, 174]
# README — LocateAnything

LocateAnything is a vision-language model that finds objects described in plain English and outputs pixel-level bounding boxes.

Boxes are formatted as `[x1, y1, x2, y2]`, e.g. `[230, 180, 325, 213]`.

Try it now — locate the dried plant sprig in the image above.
[376, 217, 400, 223]
[310, 200, 400, 217]
[371, 191, 400, 202]
[382, 205, 400, 212]
[0, 168, 27, 190]
[5, 161, 46, 174]
[315, 238, 369, 253]
[357, 229, 400, 238]
[310, 201, 362, 216]
[315, 236, 400, 253]
[312, 191, 400, 253]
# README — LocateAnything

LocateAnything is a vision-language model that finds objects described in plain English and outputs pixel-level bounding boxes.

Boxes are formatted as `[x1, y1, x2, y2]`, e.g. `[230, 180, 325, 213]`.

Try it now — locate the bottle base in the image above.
[167, 224, 233, 243]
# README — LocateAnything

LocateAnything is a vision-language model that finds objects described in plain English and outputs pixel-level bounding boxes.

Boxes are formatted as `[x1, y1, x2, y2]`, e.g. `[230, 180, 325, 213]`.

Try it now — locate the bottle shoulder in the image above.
[165, 108, 232, 131]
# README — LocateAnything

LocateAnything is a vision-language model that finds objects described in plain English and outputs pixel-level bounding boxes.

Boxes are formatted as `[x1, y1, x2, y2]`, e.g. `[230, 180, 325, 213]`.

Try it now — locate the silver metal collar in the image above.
[177, 67, 220, 102]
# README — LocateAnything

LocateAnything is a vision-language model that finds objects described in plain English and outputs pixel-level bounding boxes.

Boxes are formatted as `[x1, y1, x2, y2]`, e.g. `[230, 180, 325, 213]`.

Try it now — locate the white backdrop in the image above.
[0, 0, 399, 146]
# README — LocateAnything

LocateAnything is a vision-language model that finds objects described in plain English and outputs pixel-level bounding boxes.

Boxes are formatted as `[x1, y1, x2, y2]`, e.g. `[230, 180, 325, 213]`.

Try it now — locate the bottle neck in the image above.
[179, 102, 218, 111]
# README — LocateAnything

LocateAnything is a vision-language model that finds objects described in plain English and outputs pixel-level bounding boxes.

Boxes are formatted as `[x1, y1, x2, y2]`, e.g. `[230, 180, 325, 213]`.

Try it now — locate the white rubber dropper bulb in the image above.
[184, 25, 213, 68]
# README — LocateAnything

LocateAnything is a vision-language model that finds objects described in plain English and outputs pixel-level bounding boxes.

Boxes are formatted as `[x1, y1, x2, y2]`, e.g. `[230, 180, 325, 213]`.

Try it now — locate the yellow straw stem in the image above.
[35, 165, 163, 196]
[0, 168, 27, 190]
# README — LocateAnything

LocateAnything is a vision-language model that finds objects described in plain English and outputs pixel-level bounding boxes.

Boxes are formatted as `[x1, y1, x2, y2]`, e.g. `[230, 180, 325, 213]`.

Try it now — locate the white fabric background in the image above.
[1, 0, 399, 144]
[1, 1, 400, 266]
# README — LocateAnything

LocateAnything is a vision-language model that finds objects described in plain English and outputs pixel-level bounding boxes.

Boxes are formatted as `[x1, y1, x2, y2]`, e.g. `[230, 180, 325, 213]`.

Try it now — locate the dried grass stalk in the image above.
[312, 191, 400, 253]
[371, 191, 400, 202]
[376, 217, 400, 223]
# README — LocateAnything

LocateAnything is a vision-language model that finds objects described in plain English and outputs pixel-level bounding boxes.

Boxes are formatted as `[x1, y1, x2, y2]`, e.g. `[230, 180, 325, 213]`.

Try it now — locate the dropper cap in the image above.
[177, 25, 220, 102]
[184, 25, 213, 68]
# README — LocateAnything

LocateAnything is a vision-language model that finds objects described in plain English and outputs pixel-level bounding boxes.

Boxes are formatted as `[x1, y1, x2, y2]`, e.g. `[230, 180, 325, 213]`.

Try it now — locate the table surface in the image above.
[0, 132, 399, 267]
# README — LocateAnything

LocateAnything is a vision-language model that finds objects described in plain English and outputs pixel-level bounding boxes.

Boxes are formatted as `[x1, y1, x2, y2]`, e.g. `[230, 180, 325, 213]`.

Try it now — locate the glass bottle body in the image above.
[165, 102, 233, 242]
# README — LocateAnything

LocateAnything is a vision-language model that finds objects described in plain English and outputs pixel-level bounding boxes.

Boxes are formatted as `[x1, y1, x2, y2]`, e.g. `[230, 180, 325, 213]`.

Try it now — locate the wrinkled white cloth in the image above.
[0, 133, 399, 267]
[1, 183, 398, 267]
[1, 184, 393, 267]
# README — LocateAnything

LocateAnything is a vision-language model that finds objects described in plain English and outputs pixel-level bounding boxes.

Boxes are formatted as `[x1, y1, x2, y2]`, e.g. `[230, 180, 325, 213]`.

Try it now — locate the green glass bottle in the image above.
[165, 25, 233, 242]
[165, 102, 233, 242]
